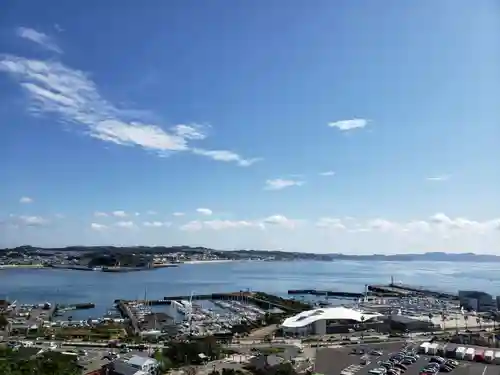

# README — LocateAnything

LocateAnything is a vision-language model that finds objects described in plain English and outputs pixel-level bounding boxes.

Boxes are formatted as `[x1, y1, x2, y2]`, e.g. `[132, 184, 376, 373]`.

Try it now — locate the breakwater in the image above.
[287, 289, 364, 298]
[368, 283, 458, 299]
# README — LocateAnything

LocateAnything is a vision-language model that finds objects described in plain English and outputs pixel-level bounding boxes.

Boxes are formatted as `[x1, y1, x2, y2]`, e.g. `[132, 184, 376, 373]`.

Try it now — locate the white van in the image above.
[456, 347, 466, 360]
[465, 347, 475, 361]
[484, 350, 494, 363]
[419, 342, 431, 354]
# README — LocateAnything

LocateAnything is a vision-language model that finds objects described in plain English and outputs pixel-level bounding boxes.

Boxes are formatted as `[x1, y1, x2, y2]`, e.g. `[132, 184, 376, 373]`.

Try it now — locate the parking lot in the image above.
[315, 342, 499, 375]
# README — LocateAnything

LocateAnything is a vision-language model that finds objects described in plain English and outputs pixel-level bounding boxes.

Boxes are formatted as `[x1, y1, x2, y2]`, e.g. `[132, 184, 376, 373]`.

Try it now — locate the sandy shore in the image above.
[182, 259, 236, 265]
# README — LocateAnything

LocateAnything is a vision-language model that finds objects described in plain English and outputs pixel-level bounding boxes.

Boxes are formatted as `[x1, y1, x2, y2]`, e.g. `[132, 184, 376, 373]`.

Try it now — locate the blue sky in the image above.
[0, 0, 499, 253]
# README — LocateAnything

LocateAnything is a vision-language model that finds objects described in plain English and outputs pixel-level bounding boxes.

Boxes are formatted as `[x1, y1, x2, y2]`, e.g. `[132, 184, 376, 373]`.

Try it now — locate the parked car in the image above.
[369, 368, 387, 375]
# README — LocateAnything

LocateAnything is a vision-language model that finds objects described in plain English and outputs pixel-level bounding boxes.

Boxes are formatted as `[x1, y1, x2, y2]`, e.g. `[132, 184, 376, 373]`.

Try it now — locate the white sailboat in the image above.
[140, 287, 161, 337]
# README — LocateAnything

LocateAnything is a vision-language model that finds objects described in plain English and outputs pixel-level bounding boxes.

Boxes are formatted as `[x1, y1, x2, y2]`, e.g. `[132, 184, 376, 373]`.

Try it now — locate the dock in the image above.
[114, 299, 171, 306]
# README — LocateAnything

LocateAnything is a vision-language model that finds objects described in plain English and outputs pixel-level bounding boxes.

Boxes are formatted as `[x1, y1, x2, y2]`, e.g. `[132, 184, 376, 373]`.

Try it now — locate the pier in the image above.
[114, 299, 171, 306]
[116, 300, 140, 335]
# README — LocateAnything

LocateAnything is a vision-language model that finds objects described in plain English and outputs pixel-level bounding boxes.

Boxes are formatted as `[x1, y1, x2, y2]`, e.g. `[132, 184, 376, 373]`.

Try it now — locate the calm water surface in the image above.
[1, 260, 498, 319]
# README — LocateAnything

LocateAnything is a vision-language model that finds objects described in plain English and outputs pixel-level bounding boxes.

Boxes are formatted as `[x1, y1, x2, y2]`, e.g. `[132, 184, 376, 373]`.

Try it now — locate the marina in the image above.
[119, 292, 278, 338]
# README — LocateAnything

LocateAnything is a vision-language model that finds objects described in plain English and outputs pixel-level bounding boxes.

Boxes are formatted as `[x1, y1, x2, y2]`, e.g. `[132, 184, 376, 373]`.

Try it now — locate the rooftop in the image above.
[282, 306, 382, 328]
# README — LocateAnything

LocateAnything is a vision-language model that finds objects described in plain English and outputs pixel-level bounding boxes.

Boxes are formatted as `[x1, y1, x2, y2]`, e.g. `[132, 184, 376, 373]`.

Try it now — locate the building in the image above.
[108, 355, 158, 375]
[459, 291, 496, 312]
[281, 306, 383, 336]
[386, 315, 435, 332]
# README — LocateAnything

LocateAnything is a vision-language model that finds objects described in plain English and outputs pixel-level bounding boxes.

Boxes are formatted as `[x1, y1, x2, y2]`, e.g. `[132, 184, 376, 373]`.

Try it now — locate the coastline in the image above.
[0, 264, 44, 269]
[182, 259, 236, 265]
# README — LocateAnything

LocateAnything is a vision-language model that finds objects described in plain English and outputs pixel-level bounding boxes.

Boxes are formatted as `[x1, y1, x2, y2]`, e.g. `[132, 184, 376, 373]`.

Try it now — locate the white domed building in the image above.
[281, 306, 383, 336]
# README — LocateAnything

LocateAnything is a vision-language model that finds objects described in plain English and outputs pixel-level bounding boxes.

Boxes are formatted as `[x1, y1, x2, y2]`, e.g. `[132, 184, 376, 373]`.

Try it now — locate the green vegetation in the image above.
[0, 347, 80, 375]
[0, 314, 8, 329]
[254, 347, 284, 355]
[209, 369, 246, 375]
[245, 362, 297, 375]
[160, 336, 223, 367]
[45, 324, 127, 341]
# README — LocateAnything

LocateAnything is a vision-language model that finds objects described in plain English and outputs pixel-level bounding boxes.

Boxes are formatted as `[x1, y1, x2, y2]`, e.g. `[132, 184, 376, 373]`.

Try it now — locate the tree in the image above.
[0, 348, 80, 375]
[162, 336, 222, 366]
[0, 314, 8, 328]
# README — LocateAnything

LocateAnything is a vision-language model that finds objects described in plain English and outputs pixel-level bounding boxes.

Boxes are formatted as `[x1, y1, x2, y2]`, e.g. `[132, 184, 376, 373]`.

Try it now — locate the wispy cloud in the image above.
[192, 148, 260, 167]
[328, 119, 368, 131]
[172, 212, 185, 217]
[115, 221, 135, 228]
[143, 221, 171, 228]
[9, 214, 49, 227]
[16, 27, 62, 54]
[19, 196, 33, 204]
[319, 171, 335, 176]
[90, 223, 107, 231]
[0, 41, 258, 166]
[426, 175, 451, 182]
[196, 208, 213, 216]
[264, 178, 304, 191]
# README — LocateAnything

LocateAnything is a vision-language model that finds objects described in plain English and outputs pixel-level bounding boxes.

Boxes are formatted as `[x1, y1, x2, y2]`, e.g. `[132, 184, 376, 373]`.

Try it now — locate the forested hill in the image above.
[1, 245, 499, 262]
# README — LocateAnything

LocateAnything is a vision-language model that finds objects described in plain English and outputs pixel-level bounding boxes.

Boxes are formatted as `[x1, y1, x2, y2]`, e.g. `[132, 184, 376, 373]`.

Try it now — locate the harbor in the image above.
[3, 276, 500, 347]
[118, 291, 287, 338]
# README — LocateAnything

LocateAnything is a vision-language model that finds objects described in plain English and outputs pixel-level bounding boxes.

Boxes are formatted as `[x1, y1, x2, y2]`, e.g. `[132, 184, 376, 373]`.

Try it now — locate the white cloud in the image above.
[179, 220, 203, 231]
[179, 219, 262, 231]
[173, 124, 207, 140]
[264, 178, 304, 191]
[143, 221, 171, 228]
[367, 218, 398, 232]
[0, 54, 258, 166]
[328, 118, 368, 131]
[8, 215, 49, 227]
[112, 210, 127, 218]
[196, 208, 213, 216]
[94, 211, 108, 217]
[19, 196, 33, 204]
[262, 215, 298, 228]
[316, 217, 346, 230]
[426, 175, 451, 182]
[203, 220, 258, 230]
[319, 171, 335, 176]
[90, 223, 107, 231]
[172, 212, 185, 217]
[192, 148, 260, 167]
[404, 220, 431, 232]
[146, 210, 157, 215]
[115, 221, 135, 228]
[16, 27, 62, 53]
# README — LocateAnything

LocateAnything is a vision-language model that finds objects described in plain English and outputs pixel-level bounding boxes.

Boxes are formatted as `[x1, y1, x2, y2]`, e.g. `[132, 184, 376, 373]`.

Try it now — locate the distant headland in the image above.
[1, 245, 499, 266]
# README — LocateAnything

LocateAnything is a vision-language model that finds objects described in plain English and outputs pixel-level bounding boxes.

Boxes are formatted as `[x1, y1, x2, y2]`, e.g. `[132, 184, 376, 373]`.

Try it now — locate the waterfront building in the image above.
[281, 306, 383, 336]
[459, 291, 496, 312]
